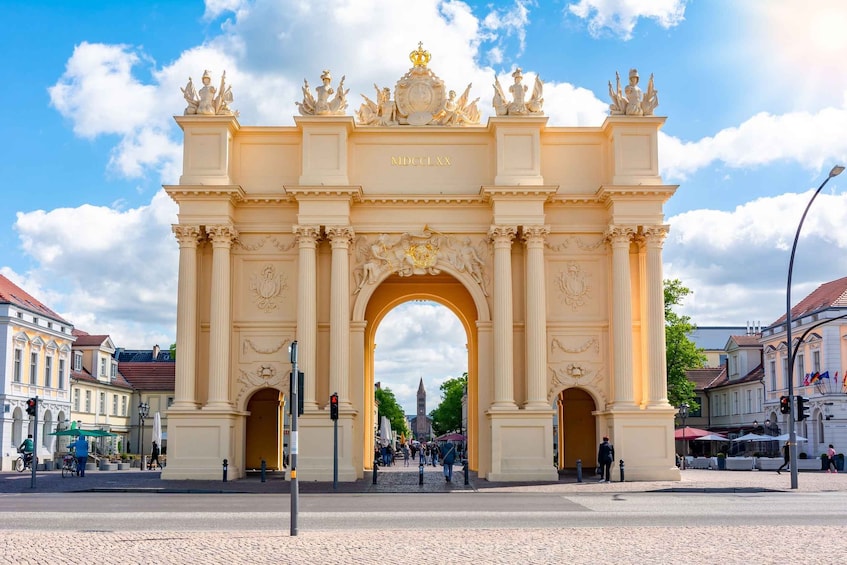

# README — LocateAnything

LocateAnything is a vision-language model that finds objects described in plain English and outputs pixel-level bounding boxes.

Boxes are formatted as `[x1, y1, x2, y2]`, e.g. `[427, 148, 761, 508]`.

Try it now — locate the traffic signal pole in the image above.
[31, 396, 38, 489]
[289, 341, 299, 536]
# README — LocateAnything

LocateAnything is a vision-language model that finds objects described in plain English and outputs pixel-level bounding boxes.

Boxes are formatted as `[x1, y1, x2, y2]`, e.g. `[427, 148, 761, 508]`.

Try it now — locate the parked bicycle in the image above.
[61, 454, 78, 478]
[14, 447, 35, 473]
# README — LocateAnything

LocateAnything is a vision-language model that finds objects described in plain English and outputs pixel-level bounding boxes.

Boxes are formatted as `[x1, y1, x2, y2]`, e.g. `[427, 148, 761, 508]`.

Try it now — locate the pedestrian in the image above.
[441, 440, 457, 482]
[431, 443, 439, 467]
[597, 436, 614, 483]
[827, 444, 838, 473]
[402, 443, 410, 467]
[420, 445, 427, 465]
[150, 440, 162, 470]
[777, 443, 790, 474]
[72, 435, 88, 477]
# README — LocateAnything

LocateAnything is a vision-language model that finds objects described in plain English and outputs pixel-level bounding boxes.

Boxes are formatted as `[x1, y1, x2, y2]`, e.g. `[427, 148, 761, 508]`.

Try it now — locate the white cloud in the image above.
[665, 190, 847, 326]
[566, 0, 686, 40]
[13, 190, 179, 348]
[660, 100, 847, 181]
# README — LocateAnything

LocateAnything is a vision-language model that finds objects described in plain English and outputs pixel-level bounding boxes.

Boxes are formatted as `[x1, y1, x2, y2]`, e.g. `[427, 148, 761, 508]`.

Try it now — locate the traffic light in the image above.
[25, 397, 37, 417]
[796, 395, 810, 421]
[329, 393, 339, 420]
[289, 370, 304, 416]
[779, 395, 791, 414]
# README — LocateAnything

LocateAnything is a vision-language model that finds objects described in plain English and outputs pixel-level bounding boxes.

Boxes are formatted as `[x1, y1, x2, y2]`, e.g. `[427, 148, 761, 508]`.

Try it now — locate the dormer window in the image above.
[73, 352, 82, 372]
[111, 362, 117, 379]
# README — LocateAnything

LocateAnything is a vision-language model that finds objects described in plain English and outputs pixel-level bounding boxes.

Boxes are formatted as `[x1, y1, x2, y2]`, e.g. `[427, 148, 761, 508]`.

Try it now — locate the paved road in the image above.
[3, 465, 846, 563]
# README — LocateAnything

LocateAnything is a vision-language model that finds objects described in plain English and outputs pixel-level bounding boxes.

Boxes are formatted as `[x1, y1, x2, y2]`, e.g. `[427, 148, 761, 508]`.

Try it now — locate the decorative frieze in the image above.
[249, 265, 287, 313]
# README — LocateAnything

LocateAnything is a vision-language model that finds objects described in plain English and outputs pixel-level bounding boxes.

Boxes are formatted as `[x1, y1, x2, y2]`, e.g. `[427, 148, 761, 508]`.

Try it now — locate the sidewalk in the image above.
[2, 461, 845, 495]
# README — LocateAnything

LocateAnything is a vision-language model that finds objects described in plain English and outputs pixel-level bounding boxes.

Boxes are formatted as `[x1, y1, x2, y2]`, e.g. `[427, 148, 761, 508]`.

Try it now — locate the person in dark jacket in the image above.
[597, 436, 614, 482]
[150, 441, 162, 470]
[441, 441, 457, 482]
[777, 443, 790, 474]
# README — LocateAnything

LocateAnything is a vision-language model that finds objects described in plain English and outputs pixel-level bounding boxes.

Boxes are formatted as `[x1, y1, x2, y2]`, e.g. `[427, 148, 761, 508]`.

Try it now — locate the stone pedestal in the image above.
[486, 410, 558, 482]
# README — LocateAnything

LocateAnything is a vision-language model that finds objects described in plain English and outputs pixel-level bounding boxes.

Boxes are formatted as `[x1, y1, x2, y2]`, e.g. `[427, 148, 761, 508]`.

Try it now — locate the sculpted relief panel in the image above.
[353, 228, 490, 296]
[546, 259, 606, 320]
[547, 334, 607, 405]
[233, 259, 297, 321]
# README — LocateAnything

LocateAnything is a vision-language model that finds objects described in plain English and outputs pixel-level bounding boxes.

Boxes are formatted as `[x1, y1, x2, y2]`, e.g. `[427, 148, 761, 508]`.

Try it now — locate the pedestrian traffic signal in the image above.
[796, 395, 810, 421]
[25, 398, 37, 417]
[329, 393, 339, 420]
[288, 370, 304, 416]
[779, 395, 791, 414]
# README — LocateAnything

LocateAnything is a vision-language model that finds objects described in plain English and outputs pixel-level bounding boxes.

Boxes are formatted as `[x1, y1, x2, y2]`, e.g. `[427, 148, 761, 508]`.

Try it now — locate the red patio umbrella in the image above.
[673, 426, 711, 440]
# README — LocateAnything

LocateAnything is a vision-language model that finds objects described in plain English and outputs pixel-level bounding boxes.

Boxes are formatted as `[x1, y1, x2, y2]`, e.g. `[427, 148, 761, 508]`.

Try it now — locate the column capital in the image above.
[326, 226, 354, 246]
[604, 225, 636, 246]
[206, 224, 238, 246]
[641, 224, 670, 246]
[488, 225, 517, 244]
[522, 225, 549, 244]
[172, 224, 202, 246]
[293, 224, 321, 243]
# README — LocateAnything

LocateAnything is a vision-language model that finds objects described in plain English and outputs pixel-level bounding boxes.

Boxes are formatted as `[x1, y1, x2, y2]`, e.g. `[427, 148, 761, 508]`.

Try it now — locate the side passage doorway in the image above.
[245, 388, 285, 471]
[556, 388, 596, 470]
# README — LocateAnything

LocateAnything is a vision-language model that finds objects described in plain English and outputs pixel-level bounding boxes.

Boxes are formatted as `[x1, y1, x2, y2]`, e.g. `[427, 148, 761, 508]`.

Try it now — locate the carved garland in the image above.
[243, 338, 290, 355]
[550, 337, 599, 355]
[556, 262, 591, 310]
[235, 364, 290, 407]
[548, 364, 606, 404]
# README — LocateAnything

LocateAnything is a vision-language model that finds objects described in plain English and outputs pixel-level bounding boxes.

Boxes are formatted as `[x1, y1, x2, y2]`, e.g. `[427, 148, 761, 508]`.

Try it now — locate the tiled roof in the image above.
[0, 274, 70, 324]
[708, 363, 764, 390]
[70, 368, 134, 390]
[118, 362, 175, 392]
[730, 334, 761, 347]
[686, 367, 726, 390]
[116, 349, 174, 362]
[772, 276, 847, 325]
[72, 332, 111, 347]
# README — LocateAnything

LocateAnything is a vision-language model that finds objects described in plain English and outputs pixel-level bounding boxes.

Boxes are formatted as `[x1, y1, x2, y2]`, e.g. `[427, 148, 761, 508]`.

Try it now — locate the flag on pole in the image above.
[803, 373, 811, 386]
[820, 371, 830, 380]
[810, 372, 821, 384]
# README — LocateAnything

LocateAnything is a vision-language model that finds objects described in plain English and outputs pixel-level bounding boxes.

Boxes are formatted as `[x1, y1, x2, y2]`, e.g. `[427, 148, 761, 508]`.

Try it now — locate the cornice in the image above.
[596, 185, 677, 204]
[283, 185, 363, 202]
[163, 185, 246, 204]
[480, 185, 559, 201]
[359, 194, 485, 205]
[173, 114, 241, 133]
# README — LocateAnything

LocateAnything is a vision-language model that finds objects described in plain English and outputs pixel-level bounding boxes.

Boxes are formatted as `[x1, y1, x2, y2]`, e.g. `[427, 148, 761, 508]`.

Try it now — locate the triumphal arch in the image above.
[163, 45, 680, 482]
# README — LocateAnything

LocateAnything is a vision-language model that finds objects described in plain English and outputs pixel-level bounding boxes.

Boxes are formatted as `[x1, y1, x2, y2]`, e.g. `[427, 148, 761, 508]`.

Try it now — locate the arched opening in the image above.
[245, 388, 286, 471]
[555, 388, 597, 470]
[361, 272, 480, 472]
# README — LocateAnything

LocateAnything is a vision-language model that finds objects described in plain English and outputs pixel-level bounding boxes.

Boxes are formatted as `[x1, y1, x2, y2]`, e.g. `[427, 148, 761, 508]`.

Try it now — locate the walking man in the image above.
[597, 436, 614, 483]
[72, 435, 88, 477]
[777, 443, 790, 474]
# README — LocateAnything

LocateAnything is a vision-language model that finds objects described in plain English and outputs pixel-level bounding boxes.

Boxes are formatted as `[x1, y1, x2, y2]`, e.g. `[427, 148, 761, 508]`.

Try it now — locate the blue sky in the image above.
[3, 0, 847, 412]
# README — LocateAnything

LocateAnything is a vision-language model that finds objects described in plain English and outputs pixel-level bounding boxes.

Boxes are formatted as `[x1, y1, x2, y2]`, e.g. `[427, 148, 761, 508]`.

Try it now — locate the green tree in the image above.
[665, 279, 706, 409]
[375, 387, 408, 437]
[168, 343, 177, 361]
[429, 373, 468, 436]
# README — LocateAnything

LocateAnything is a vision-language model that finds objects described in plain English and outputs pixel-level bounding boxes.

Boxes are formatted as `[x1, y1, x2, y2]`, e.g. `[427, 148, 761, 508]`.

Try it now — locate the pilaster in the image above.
[294, 224, 320, 410]
[523, 225, 550, 409]
[327, 226, 354, 407]
[171, 224, 202, 410]
[642, 225, 671, 408]
[606, 225, 637, 409]
[205, 224, 238, 410]
[488, 225, 517, 409]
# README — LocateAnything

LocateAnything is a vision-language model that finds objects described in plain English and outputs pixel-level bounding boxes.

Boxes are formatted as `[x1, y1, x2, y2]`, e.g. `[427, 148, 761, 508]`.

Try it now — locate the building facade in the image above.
[163, 48, 679, 481]
[0, 275, 74, 470]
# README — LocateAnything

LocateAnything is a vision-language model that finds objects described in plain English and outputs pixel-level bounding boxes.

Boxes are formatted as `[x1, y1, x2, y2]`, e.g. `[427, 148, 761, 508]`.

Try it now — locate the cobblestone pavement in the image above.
[3, 464, 847, 563]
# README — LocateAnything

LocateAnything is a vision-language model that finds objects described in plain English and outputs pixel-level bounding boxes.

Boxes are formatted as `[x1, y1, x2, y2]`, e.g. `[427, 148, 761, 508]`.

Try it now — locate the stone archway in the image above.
[359, 272, 481, 472]
[556, 388, 597, 470]
[245, 388, 286, 471]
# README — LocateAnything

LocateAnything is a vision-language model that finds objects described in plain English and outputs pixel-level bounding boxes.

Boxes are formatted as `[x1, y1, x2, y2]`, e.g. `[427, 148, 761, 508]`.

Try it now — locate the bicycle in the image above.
[61, 454, 78, 478]
[14, 448, 35, 473]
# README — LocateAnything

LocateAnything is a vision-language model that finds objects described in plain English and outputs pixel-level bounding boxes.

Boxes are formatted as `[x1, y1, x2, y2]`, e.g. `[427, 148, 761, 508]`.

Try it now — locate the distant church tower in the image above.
[416, 378, 428, 439]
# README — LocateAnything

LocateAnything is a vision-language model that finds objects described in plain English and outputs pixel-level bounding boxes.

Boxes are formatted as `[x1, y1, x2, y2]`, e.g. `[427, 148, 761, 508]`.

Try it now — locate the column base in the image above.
[161, 410, 242, 480]
[294, 412, 360, 481]
[523, 401, 552, 411]
[168, 401, 199, 411]
[488, 401, 519, 411]
[485, 410, 557, 482]
[202, 402, 234, 411]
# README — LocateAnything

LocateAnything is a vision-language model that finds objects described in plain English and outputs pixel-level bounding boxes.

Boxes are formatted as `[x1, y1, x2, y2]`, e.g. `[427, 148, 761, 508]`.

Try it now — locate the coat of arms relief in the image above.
[353, 228, 489, 295]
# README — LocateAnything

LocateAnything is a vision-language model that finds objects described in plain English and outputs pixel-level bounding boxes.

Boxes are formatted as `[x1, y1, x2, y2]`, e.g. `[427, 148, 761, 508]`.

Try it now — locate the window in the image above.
[769, 360, 776, 391]
[733, 391, 739, 414]
[58, 359, 66, 389]
[746, 390, 752, 413]
[100, 357, 107, 378]
[73, 352, 82, 372]
[111, 362, 117, 379]
[813, 350, 821, 373]
[33, 317, 38, 325]
[47, 321, 52, 329]
[121, 396, 127, 416]
[30, 352, 38, 384]
[13, 349, 22, 383]
[690, 397, 702, 418]
[73, 389, 80, 411]
[85, 391, 91, 413]
[45, 356, 53, 388]
[16, 311, 23, 319]
[167, 397, 174, 407]
[99, 392, 106, 415]
[797, 353, 805, 382]
[782, 357, 788, 389]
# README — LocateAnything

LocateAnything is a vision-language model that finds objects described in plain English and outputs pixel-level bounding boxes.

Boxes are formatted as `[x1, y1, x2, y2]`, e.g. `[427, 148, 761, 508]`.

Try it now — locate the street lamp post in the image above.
[785, 164, 844, 489]
[138, 402, 149, 471]
[679, 403, 689, 470]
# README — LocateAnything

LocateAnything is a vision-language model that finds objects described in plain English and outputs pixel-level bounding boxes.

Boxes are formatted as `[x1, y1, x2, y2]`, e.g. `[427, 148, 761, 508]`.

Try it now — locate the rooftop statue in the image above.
[608, 68, 658, 116]
[296, 70, 349, 116]
[182, 70, 237, 116]
[492, 68, 544, 116]
[355, 42, 481, 127]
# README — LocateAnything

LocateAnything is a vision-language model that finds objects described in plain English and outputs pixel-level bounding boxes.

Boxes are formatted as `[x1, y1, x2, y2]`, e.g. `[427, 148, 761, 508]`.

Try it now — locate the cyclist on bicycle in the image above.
[19, 434, 34, 467]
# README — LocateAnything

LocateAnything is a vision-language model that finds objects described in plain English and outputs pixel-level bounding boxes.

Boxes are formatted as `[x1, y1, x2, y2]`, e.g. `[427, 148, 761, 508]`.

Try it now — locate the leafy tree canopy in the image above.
[429, 373, 468, 437]
[375, 386, 408, 437]
[665, 279, 706, 410]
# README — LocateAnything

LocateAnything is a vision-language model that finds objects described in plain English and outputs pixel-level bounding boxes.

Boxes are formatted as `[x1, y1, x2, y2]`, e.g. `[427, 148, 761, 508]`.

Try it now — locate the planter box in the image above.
[725, 457, 755, 471]
[99, 462, 117, 471]
[795, 459, 823, 471]
[756, 458, 784, 471]
[117, 462, 131, 470]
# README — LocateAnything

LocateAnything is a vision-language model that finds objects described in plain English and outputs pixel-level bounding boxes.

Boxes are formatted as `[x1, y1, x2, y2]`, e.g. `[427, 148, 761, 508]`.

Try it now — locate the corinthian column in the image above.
[606, 225, 636, 408]
[643, 225, 671, 407]
[171, 224, 201, 410]
[523, 225, 550, 409]
[327, 226, 354, 407]
[489, 225, 517, 410]
[294, 225, 320, 410]
[205, 224, 238, 410]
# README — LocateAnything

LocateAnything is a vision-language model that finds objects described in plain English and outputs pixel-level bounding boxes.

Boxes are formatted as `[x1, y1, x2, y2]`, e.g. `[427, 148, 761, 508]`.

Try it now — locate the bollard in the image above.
[619, 459, 625, 482]
[372, 459, 378, 485]
[419, 460, 425, 485]
[576, 458, 583, 483]
[463, 459, 469, 485]
[222, 458, 228, 482]
[261, 459, 266, 483]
